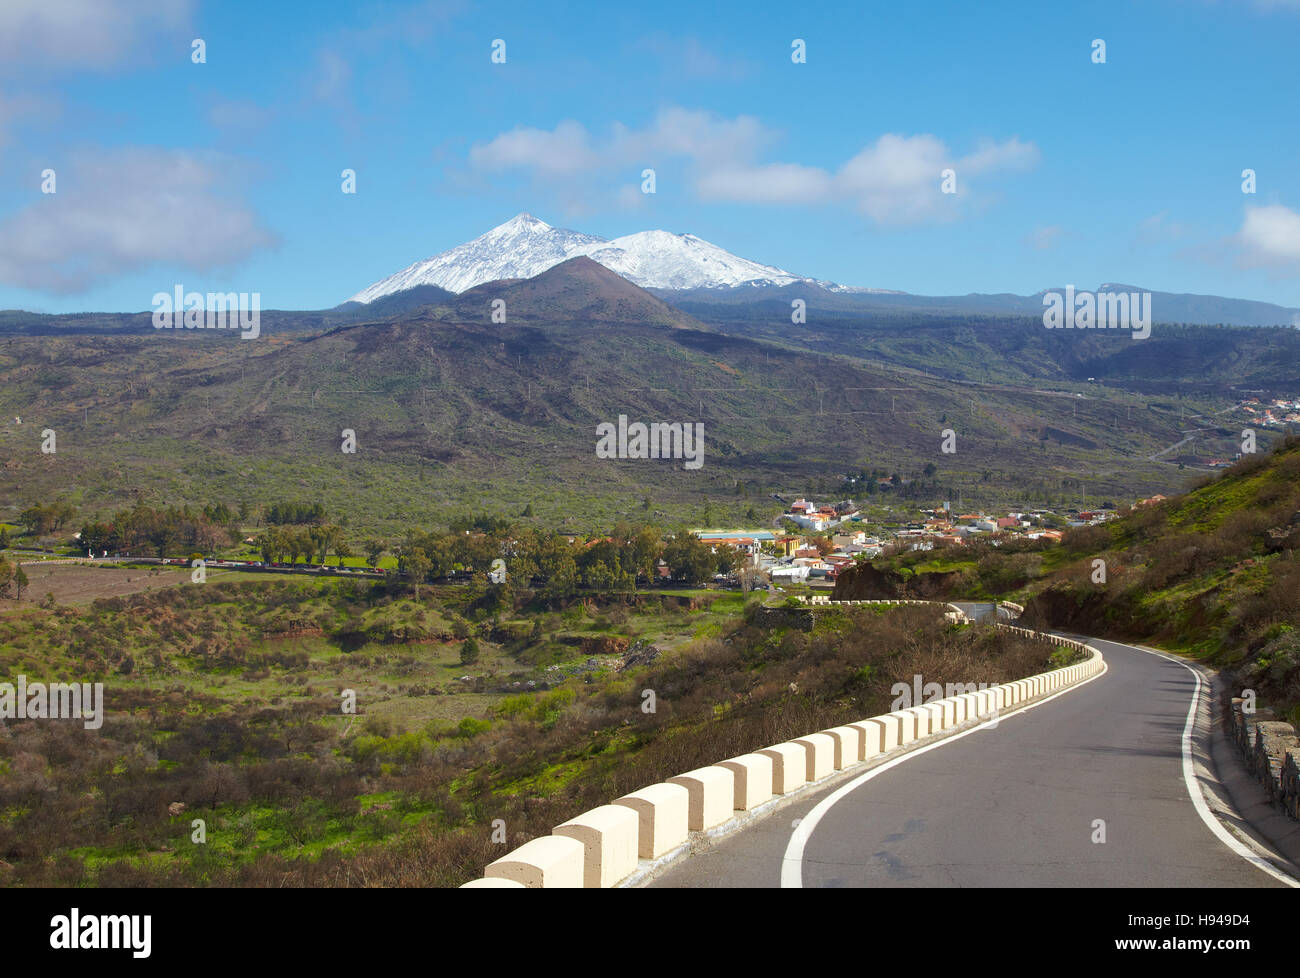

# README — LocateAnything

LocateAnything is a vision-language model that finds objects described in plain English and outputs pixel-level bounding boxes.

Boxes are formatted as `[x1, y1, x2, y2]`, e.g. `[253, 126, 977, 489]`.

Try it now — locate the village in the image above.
[1236, 395, 1300, 430]
[692, 496, 1122, 588]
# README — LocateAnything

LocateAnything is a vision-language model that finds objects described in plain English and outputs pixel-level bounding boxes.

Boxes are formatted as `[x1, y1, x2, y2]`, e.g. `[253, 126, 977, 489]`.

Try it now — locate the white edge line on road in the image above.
[1134, 643, 1300, 888]
[780, 656, 1109, 888]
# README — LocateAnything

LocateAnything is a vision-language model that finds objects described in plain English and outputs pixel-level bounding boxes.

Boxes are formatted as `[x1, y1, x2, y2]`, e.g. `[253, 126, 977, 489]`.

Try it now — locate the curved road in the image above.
[649, 624, 1290, 888]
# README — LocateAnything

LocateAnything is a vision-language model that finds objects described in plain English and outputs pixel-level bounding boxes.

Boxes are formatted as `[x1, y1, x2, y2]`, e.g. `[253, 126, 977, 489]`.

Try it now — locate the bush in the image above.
[456, 716, 491, 738]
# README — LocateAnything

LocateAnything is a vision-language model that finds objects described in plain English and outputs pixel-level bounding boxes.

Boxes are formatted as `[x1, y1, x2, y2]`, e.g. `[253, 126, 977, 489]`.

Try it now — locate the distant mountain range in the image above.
[1, 213, 1295, 331]
[345, 214, 1300, 328]
[663, 281, 1300, 329]
[345, 213, 1300, 326]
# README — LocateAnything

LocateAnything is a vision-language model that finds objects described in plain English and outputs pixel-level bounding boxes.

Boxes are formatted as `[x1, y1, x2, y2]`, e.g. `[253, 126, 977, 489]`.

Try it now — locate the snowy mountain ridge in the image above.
[346, 213, 829, 302]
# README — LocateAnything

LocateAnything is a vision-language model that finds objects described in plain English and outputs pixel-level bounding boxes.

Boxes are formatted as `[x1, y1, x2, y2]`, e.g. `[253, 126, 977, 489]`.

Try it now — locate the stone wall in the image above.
[1226, 696, 1300, 818]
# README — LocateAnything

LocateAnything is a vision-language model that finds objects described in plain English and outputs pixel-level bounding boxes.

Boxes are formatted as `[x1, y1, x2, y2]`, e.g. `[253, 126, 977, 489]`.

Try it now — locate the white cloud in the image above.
[467, 110, 1038, 226]
[0, 149, 277, 294]
[0, 0, 193, 73]
[615, 107, 774, 167]
[1136, 210, 1195, 243]
[1027, 225, 1064, 251]
[1234, 204, 1300, 271]
[470, 120, 601, 177]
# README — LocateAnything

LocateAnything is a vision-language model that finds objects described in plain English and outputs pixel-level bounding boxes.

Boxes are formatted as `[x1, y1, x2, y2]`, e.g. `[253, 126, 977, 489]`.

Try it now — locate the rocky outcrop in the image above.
[831, 563, 966, 602]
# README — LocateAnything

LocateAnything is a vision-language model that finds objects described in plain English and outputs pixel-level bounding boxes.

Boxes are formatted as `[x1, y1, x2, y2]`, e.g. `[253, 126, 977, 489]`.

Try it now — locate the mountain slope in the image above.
[449, 256, 701, 328]
[665, 281, 1300, 328]
[0, 295, 1210, 532]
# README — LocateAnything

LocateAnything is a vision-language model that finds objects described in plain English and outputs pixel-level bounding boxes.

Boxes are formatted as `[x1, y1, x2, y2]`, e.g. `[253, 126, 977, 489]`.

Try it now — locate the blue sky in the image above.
[2, 0, 1300, 312]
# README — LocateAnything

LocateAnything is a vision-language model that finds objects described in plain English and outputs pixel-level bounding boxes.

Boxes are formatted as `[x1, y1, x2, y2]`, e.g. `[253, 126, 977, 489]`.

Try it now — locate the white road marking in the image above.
[1133, 643, 1300, 888]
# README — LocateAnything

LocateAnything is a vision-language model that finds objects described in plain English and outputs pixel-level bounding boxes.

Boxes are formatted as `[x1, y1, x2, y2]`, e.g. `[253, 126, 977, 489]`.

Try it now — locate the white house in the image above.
[770, 564, 810, 583]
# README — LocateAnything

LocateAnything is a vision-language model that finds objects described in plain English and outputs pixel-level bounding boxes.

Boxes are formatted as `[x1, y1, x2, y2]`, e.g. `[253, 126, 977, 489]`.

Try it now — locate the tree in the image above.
[146, 517, 179, 559]
[402, 551, 432, 598]
[0, 525, 9, 549]
[663, 534, 718, 584]
[308, 525, 339, 565]
[536, 535, 578, 601]
[14, 566, 28, 600]
[459, 637, 480, 665]
[364, 539, 385, 568]
[258, 527, 282, 564]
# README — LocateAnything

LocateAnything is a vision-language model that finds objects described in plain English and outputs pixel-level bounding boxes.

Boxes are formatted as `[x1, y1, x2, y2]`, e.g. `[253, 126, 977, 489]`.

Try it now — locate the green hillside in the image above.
[0, 263, 1268, 537]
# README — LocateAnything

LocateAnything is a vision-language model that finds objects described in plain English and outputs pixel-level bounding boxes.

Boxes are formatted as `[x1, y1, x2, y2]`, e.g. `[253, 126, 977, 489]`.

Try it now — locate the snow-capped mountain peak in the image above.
[346, 214, 810, 302]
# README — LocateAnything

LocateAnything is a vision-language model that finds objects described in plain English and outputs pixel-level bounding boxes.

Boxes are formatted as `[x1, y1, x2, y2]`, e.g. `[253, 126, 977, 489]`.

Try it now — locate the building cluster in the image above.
[1238, 396, 1300, 429]
[783, 498, 859, 531]
[692, 502, 1120, 587]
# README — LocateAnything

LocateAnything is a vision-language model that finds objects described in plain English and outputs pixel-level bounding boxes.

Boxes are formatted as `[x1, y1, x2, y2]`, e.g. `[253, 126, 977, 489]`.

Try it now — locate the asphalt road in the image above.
[649, 629, 1288, 888]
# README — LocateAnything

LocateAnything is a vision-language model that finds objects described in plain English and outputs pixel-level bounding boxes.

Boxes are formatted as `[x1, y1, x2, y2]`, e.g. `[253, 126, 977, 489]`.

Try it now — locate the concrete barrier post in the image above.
[758, 743, 808, 795]
[823, 725, 864, 767]
[554, 804, 640, 888]
[890, 710, 919, 745]
[851, 718, 890, 757]
[667, 766, 736, 831]
[956, 691, 977, 723]
[792, 733, 835, 782]
[485, 835, 585, 888]
[719, 753, 774, 810]
[918, 702, 945, 733]
[614, 783, 690, 860]
[902, 706, 932, 738]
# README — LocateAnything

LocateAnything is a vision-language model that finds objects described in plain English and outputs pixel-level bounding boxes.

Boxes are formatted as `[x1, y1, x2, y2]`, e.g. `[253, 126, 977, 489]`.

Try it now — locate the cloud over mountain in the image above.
[467, 107, 1037, 226]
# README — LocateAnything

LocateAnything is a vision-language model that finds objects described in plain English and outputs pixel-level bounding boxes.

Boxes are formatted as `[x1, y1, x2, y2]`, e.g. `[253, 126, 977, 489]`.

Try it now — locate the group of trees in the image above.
[257, 524, 352, 565]
[79, 504, 235, 558]
[393, 518, 740, 600]
[18, 502, 77, 536]
[0, 555, 29, 600]
[265, 501, 327, 525]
